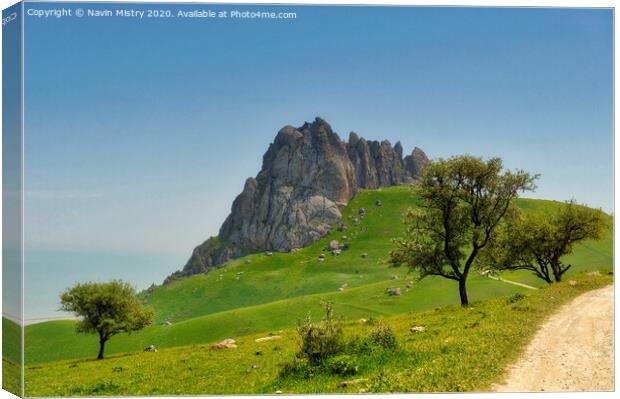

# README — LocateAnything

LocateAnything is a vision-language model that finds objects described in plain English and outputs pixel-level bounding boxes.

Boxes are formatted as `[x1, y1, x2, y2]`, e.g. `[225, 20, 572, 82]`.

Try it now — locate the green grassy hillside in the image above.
[144, 186, 421, 324]
[23, 187, 613, 365]
[2, 317, 22, 396]
[24, 274, 612, 396]
[143, 190, 613, 324]
[25, 275, 524, 364]
[3, 317, 21, 363]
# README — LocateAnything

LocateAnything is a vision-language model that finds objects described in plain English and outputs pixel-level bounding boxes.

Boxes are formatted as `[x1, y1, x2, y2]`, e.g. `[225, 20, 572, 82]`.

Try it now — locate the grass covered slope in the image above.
[25, 275, 524, 364]
[2, 317, 21, 364]
[143, 189, 613, 324]
[2, 318, 22, 396]
[24, 273, 612, 396]
[24, 187, 613, 365]
[144, 186, 421, 324]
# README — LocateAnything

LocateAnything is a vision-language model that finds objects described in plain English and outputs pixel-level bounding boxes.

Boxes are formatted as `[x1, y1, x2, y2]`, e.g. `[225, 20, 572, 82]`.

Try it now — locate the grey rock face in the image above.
[404, 147, 430, 178]
[219, 119, 355, 252]
[168, 117, 428, 281]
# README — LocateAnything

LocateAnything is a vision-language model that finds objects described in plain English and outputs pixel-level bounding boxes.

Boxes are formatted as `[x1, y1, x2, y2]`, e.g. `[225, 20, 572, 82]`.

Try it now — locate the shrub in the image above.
[279, 358, 316, 379]
[325, 355, 358, 376]
[507, 292, 526, 304]
[366, 322, 398, 350]
[349, 321, 399, 354]
[296, 302, 344, 365]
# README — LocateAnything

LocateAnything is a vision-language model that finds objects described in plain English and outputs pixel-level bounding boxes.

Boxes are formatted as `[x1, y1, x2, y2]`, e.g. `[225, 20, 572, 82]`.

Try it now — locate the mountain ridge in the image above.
[166, 118, 429, 282]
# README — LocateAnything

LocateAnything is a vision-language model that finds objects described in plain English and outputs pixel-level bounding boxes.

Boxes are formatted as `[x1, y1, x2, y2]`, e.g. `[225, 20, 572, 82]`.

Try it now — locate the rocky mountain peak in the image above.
[166, 118, 429, 282]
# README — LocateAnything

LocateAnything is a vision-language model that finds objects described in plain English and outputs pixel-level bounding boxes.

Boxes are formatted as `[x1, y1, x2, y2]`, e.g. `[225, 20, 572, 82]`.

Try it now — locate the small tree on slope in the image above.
[60, 280, 154, 360]
[485, 200, 609, 283]
[390, 155, 536, 306]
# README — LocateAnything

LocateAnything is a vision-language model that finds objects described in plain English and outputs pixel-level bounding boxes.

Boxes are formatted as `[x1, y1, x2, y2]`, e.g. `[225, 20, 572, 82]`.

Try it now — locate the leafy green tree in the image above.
[390, 155, 536, 306]
[60, 280, 154, 359]
[486, 200, 609, 283]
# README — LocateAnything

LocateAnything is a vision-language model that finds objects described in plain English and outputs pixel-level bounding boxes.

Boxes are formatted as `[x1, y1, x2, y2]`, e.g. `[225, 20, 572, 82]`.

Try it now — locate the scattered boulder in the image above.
[164, 321, 172, 326]
[211, 338, 237, 350]
[358, 208, 366, 216]
[251, 364, 260, 369]
[361, 253, 368, 258]
[244, 259, 252, 264]
[144, 345, 157, 352]
[338, 287, 345, 292]
[387, 288, 402, 296]
[290, 248, 299, 253]
[358, 318, 368, 324]
[255, 335, 282, 342]
[375, 200, 382, 207]
[353, 218, 359, 224]
[338, 224, 347, 232]
[410, 326, 425, 333]
[390, 275, 399, 280]
[328, 240, 340, 251]
[332, 249, 342, 256]
[406, 282, 413, 289]
[265, 251, 274, 257]
[341, 235, 349, 241]
[318, 257, 325, 262]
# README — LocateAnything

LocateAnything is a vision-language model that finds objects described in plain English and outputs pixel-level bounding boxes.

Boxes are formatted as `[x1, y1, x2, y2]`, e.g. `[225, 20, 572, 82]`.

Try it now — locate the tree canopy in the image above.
[485, 200, 609, 283]
[390, 155, 536, 305]
[60, 280, 154, 359]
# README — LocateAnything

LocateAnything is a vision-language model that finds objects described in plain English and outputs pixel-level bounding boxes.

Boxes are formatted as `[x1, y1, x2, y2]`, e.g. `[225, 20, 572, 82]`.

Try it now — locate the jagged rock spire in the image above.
[167, 117, 429, 281]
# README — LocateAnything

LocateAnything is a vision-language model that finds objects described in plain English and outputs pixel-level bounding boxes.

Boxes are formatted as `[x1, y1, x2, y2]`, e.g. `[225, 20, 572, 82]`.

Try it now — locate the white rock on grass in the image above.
[255, 335, 282, 342]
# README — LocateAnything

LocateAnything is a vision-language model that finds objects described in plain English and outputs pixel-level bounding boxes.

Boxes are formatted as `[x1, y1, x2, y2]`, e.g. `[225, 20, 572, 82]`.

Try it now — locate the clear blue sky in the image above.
[23, 3, 613, 257]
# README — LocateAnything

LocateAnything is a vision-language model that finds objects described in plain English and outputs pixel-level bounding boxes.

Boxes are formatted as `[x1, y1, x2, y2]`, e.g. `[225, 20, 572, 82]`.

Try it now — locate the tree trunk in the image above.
[552, 263, 562, 283]
[97, 339, 106, 360]
[458, 277, 469, 306]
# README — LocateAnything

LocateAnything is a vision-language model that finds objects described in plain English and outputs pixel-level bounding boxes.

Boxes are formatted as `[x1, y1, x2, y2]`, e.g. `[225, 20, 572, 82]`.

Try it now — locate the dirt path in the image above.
[494, 285, 614, 392]
[487, 275, 538, 290]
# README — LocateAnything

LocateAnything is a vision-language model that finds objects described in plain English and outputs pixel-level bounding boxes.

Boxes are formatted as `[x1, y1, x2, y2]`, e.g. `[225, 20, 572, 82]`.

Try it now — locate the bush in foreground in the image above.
[282, 303, 398, 379]
[295, 302, 344, 365]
